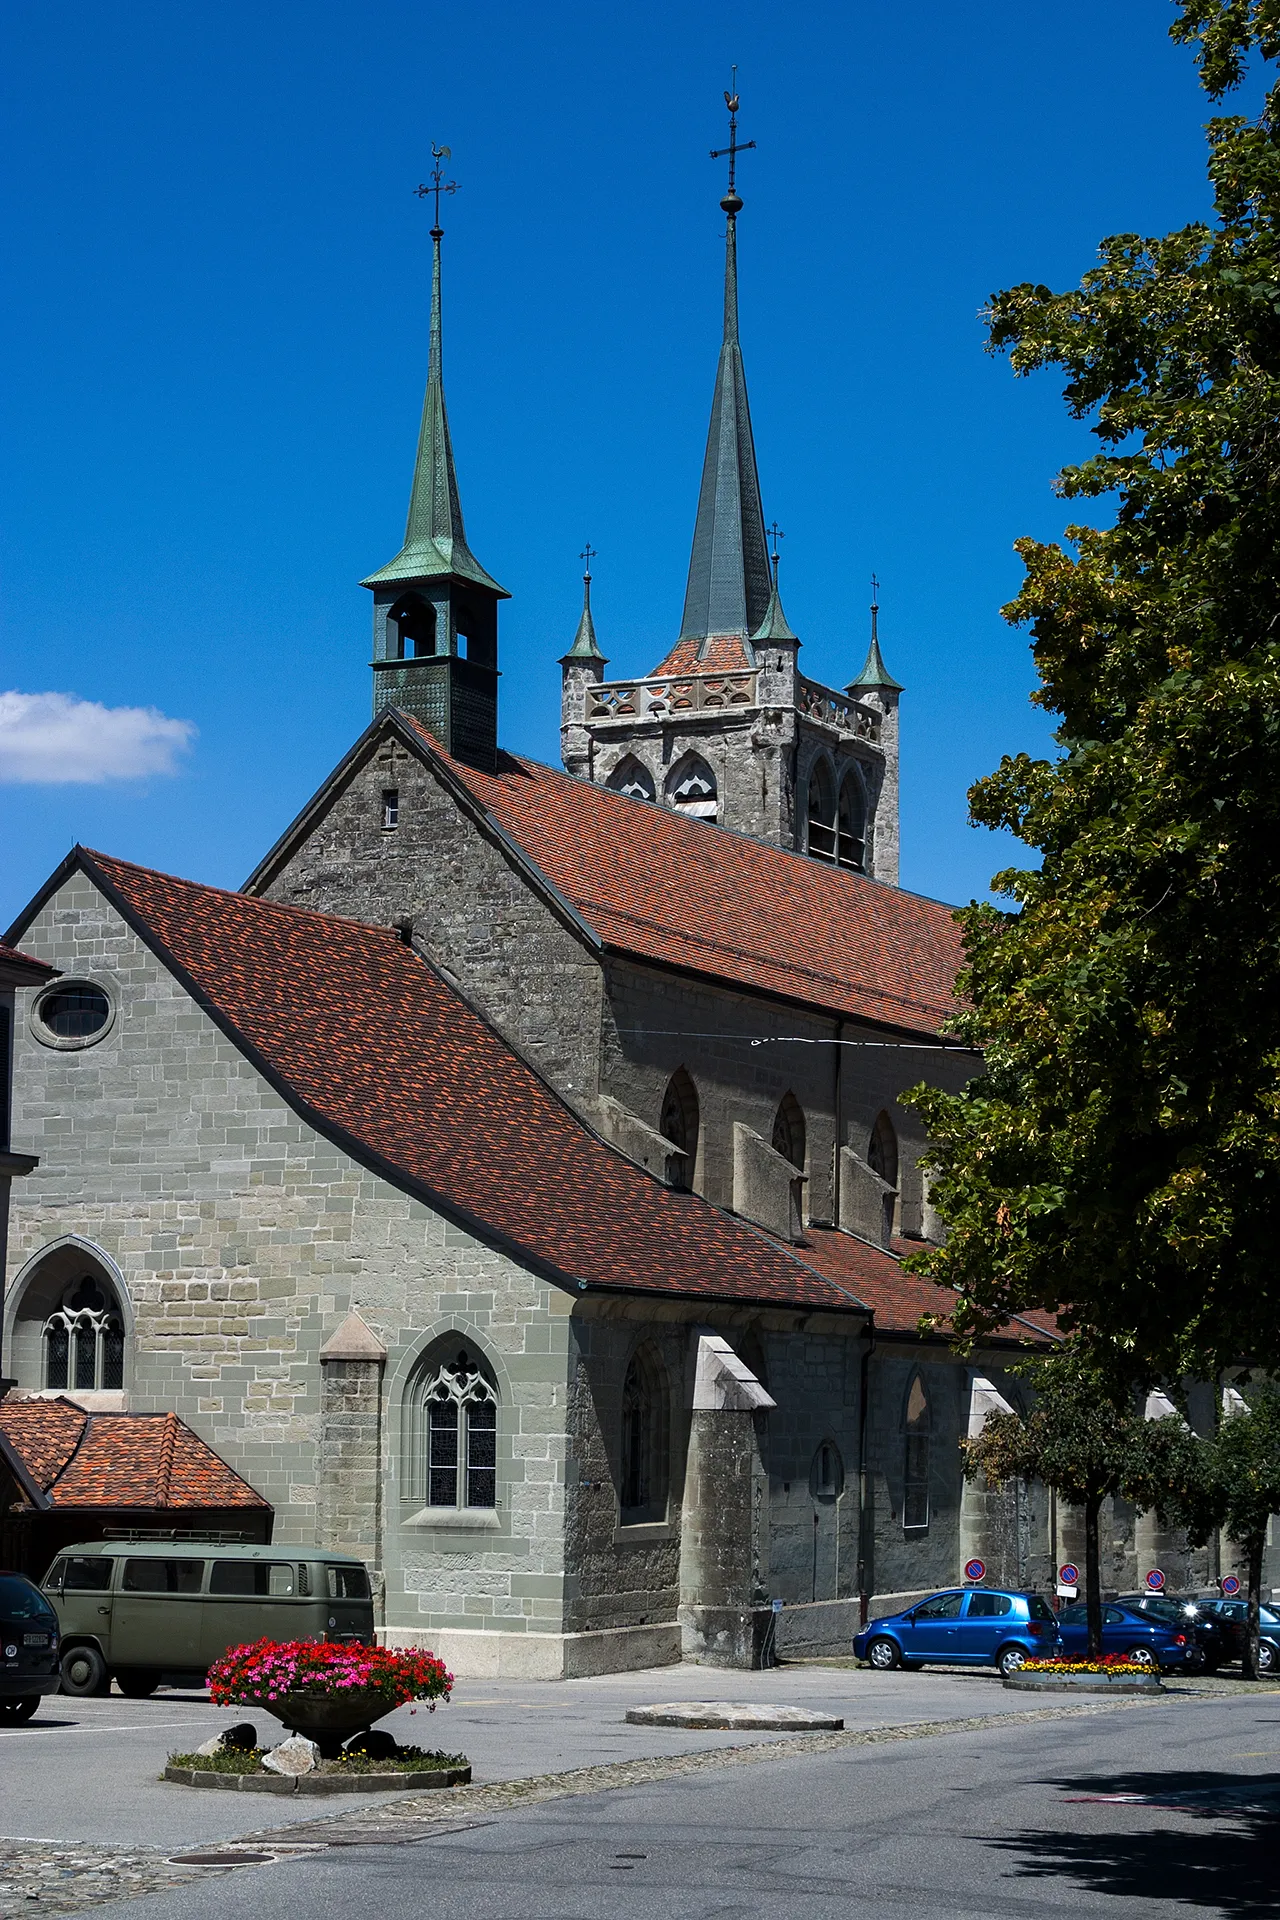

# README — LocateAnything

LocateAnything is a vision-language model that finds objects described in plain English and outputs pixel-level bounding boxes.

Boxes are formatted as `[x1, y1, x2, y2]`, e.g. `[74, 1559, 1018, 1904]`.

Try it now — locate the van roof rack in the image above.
[99, 1528, 257, 1544]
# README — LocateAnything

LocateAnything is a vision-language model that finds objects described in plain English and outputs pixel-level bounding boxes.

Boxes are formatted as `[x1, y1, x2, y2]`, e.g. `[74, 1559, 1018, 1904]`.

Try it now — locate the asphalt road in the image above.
[100, 1692, 1280, 1920]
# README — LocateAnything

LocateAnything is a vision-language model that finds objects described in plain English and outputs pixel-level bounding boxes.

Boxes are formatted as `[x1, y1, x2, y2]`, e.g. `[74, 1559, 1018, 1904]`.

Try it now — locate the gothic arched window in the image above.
[807, 760, 837, 862]
[868, 1110, 899, 1190]
[390, 593, 438, 660]
[837, 768, 867, 872]
[620, 1345, 670, 1524]
[406, 1347, 498, 1510]
[43, 1276, 125, 1393]
[666, 756, 718, 819]
[771, 1091, 806, 1170]
[659, 1069, 699, 1191]
[606, 756, 656, 802]
[903, 1374, 931, 1531]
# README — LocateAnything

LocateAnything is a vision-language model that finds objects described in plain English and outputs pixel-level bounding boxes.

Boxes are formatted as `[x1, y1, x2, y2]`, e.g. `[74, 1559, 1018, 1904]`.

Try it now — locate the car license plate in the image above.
[23, 1634, 49, 1647]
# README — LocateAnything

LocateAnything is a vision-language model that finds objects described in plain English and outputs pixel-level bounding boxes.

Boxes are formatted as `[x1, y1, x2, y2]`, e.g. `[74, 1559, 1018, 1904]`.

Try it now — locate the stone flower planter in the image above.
[264, 1690, 396, 1757]
[1003, 1669, 1163, 1695]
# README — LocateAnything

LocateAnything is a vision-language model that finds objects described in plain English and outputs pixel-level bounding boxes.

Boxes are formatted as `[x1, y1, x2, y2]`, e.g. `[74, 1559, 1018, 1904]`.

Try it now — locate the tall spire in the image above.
[849, 575, 903, 692]
[362, 151, 506, 596]
[677, 80, 772, 652]
[563, 542, 606, 662]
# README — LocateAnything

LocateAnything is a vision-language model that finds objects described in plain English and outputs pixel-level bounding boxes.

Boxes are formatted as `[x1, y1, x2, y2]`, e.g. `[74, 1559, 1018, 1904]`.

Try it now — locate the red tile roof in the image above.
[798, 1228, 1058, 1345]
[648, 633, 756, 676]
[398, 720, 965, 1036]
[0, 940, 58, 984]
[75, 850, 871, 1316]
[0, 1399, 269, 1510]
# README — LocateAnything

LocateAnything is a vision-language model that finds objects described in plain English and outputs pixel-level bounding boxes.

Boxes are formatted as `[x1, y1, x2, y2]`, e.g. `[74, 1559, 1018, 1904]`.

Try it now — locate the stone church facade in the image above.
[2, 126, 1256, 1677]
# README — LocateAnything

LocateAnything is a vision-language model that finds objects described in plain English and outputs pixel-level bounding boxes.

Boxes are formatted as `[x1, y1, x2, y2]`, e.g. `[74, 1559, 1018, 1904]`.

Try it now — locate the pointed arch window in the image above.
[807, 760, 837, 862]
[43, 1276, 125, 1393]
[390, 594, 438, 660]
[837, 768, 867, 872]
[771, 1092, 806, 1171]
[903, 1375, 931, 1531]
[868, 1111, 899, 1189]
[606, 756, 656, 802]
[660, 1069, 699, 1191]
[620, 1345, 670, 1524]
[666, 756, 718, 819]
[406, 1348, 498, 1510]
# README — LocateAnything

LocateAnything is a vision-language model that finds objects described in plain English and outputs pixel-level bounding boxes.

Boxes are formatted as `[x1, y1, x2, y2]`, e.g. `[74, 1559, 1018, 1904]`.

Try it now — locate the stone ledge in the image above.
[1003, 1674, 1162, 1695]
[162, 1765, 471, 1794]
[625, 1703, 843, 1731]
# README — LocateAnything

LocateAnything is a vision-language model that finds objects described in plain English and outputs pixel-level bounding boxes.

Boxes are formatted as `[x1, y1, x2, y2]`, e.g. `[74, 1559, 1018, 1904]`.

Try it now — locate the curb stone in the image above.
[162, 1764, 471, 1794]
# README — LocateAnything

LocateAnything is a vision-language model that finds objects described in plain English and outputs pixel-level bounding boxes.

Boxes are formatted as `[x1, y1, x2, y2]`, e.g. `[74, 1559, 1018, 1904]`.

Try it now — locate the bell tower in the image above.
[361, 149, 509, 771]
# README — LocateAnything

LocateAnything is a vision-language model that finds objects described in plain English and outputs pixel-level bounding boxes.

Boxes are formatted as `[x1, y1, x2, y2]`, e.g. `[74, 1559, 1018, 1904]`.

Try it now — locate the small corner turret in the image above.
[361, 149, 509, 772]
[560, 545, 607, 779]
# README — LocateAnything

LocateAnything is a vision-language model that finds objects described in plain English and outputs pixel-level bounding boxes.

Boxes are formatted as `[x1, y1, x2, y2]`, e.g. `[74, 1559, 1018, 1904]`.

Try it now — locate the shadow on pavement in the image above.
[987, 1770, 1280, 1916]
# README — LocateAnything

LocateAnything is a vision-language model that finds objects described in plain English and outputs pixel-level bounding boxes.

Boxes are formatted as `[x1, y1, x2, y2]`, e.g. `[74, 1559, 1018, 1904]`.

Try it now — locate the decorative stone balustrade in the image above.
[796, 678, 882, 743]
[588, 671, 758, 720]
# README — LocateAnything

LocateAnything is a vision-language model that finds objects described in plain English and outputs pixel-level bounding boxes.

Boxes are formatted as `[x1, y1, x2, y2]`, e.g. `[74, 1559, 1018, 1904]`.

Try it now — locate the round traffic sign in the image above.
[1145, 1569, 1166, 1591]
[1058, 1564, 1080, 1586]
[964, 1558, 986, 1582]
[1221, 1575, 1241, 1596]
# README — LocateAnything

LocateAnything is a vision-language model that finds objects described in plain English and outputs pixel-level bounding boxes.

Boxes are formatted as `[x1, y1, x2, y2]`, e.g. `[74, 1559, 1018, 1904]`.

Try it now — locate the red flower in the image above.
[207, 1640, 453, 1710]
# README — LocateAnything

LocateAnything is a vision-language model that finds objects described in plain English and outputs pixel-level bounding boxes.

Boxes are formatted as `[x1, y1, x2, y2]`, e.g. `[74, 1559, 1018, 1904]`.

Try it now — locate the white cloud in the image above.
[0, 691, 196, 785]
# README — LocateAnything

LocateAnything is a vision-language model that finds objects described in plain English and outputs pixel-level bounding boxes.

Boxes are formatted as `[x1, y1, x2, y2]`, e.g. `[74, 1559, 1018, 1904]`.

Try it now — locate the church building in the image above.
[3, 103, 1236, 1677]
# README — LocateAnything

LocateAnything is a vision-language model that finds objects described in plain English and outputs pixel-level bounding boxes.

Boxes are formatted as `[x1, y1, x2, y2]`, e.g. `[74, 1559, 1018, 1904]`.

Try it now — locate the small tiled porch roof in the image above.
[0, 1398, 270, 1511]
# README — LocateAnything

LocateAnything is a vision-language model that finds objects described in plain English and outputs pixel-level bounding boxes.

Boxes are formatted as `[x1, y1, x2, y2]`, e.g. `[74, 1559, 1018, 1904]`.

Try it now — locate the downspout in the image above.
[855, 1319, 876, 1626]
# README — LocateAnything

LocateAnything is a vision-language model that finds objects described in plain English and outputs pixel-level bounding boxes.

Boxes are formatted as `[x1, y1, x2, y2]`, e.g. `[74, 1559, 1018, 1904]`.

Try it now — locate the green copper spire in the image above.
[750, 532, 798, 645]
[361, 199, 507, 597]
[848, 577, 903, 693]
[678, 84, 771, 649]
[562, 543, 606, 662]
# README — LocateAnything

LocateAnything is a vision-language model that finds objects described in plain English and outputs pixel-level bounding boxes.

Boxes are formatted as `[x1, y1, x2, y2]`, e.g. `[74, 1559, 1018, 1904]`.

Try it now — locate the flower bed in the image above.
[207, 1639, 452, 1711]
[167, 1745, 467, 1776]
[1020, 1657, 1152, 1676]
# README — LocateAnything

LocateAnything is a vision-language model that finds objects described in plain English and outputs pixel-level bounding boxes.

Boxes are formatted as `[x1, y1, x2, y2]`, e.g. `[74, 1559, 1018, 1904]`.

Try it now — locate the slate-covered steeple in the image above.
[677, 88, 772, 657]
[362, 153, 508, 771]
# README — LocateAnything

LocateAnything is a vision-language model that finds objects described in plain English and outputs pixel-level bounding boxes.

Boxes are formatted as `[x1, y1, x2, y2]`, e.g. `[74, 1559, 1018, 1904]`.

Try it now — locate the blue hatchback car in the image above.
[854, 1588, 1059, 1676]
[1054, 1601, 1206, 1673]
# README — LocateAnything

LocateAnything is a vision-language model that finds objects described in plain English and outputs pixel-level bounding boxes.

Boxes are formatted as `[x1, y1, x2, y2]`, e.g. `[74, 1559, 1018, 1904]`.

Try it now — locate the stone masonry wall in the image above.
[6, 876, 573, 1639]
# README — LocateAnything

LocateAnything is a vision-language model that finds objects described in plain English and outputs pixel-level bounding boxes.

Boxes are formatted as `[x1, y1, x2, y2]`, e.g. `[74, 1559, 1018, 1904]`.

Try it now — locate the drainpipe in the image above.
[855, 1320, 876, 1626]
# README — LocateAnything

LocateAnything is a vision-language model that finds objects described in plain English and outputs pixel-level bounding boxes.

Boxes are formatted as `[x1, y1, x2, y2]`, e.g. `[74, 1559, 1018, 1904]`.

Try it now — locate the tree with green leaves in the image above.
[1134, 1379, 1280, 1676]
[963, 1348, 1150, 1658]
[902, 2, 1280, 1381]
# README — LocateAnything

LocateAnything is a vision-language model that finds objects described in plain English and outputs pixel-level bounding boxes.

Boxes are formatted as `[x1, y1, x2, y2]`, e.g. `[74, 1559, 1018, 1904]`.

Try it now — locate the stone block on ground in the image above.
[625, 1702, 843, 1731]
[262, 1735, 320, 1775]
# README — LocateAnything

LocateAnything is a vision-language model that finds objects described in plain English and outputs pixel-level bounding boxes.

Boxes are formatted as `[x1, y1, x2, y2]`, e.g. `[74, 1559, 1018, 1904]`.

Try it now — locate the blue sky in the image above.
[0, 0, 1227, 925]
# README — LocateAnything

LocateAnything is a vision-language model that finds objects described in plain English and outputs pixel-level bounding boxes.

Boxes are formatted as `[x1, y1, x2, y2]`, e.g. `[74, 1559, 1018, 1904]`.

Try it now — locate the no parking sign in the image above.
[1145, 1569, 1166, 1591]
[964, 1558, 986, 1583]
[1221, 1575, 1241, 1596]
[1058, 1564, 1080, 1587]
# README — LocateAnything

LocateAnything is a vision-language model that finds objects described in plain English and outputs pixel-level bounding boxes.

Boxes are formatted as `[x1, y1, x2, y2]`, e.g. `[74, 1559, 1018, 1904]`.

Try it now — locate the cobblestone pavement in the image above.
[0, 1844, 220, 1920]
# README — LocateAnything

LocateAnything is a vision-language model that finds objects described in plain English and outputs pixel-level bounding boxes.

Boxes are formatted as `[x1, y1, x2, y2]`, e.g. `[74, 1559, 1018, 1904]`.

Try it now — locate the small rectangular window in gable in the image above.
[381, 788, 400, 830]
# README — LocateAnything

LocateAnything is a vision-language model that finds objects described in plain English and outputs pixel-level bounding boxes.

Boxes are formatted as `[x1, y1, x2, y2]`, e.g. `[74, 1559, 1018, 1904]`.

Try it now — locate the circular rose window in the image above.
[34, 982, 113, 1047]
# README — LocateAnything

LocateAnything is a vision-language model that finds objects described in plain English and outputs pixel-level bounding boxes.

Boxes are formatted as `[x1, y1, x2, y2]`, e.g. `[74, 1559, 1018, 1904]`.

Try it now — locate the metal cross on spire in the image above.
[766, 521, 785, 585]
[415, 143, 459, 238]
[580, 541, 596, 580]
[870, 573, 881, 643]
[710, 67, 755, 212]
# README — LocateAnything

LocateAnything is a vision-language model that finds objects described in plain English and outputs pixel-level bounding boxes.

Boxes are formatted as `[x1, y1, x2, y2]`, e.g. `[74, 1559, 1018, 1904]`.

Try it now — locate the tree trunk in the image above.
[1085, 1491, 1104, 1661]
[1244, 1533, 1265, 1682]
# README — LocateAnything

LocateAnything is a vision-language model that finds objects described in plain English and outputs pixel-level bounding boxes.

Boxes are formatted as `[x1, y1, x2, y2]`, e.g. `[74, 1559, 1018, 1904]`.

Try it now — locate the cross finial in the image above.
[415, 143, 459, 239]
[710, 67, 756, 213]
[580, 540, 597, 580]
[766, 521, 785, 585]
[870, 573, 880, 643]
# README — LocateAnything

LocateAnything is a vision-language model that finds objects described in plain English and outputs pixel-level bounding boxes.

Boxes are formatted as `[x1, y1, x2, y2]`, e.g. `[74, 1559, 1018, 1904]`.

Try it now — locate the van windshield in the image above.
[327, 1565, 370, 1601]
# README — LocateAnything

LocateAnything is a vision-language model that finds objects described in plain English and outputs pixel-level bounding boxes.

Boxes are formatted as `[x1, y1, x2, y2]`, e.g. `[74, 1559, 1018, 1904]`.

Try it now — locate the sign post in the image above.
[1056, 1562, 1080, 1600]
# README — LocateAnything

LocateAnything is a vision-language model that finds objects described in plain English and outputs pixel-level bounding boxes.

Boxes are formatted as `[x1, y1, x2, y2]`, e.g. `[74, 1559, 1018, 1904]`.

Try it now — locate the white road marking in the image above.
[0, 1718, 211, 1739]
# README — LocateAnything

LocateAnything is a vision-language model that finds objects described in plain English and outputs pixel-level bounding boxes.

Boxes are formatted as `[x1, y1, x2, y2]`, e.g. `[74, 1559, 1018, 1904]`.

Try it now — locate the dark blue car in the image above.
[1055, 1601, 1206, 1673]
[853, 1588, 1058, 1676]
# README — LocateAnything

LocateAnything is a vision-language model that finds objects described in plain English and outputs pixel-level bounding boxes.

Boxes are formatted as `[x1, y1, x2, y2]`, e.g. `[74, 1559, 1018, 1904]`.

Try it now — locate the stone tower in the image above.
[362, 188, 509, 772]
[559, 92, 902, 885]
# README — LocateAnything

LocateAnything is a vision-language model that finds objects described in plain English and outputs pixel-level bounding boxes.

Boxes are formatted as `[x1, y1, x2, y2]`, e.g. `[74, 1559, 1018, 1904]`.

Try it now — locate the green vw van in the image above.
[42, 1539, 374, 1696]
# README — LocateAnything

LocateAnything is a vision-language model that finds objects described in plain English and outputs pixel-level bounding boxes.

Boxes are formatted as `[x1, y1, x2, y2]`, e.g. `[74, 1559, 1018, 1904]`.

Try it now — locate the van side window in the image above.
[326, 1565, 370, 1601]
[43, 1559, 66, 1592]
[209, 1562, 297, 1596]
[122, 1558, 205, 1593]
[62, 1556, 113, 1591]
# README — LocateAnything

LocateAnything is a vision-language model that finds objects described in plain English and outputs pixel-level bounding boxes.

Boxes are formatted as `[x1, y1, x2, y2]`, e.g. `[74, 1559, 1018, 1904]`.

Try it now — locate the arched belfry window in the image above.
[666, 756, 718, 819]
[772, 1092, 806, 1171]
[868, 1111, 899, 1190]
[903, 1375, 931, 1531]
[390, 593, 437, 660]
[660, 1069, 699, 1191]
[837, 768, 867, 872]
[406, 1347, 498, 1510]
[807, 760, 837, 862]
[620, 1345, 670, 1524]
[606, 756, 656, 802]
[43, 1275, 125, 1393]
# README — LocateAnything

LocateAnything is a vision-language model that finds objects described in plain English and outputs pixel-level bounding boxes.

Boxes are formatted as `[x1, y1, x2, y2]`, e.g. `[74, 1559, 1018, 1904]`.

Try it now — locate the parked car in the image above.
[1200, 1597, 1280, 1672]
[1054, 1601, 1206, 1673]
[854, 1588, 1059, 1676]
[0, 1570, 61, 1722]
[42, 1539, 374, 1697]
[1115, 1594, 1229, 1672]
